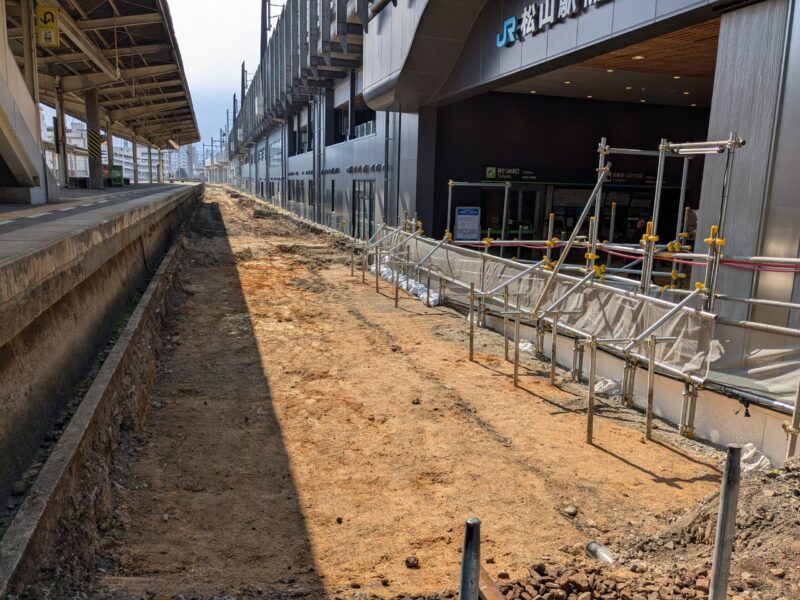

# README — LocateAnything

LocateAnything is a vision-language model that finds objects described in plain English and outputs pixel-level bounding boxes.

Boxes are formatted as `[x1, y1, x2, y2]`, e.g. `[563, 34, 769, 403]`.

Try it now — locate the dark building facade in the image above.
[226, 0, 800, 326]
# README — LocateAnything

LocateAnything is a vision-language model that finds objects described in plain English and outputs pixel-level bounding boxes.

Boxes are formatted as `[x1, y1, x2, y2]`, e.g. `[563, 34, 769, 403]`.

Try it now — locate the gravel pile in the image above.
[498, 560, 713, 600]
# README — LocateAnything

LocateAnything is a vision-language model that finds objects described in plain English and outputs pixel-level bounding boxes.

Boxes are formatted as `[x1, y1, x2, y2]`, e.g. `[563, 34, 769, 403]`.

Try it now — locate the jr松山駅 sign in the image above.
[496, 0, 613, 48]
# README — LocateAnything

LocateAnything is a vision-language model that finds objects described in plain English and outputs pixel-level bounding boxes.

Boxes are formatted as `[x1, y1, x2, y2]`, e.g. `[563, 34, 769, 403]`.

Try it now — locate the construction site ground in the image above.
[54, 186, 796, 599]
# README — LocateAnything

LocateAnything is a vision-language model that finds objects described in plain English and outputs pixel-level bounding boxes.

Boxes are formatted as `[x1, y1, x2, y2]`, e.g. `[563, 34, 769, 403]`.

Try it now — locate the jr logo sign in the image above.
[496, 16, 518, 47]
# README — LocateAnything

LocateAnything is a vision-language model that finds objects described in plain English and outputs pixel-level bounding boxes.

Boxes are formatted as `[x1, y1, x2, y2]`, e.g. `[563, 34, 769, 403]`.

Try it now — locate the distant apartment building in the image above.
[41, 109, 190, 184]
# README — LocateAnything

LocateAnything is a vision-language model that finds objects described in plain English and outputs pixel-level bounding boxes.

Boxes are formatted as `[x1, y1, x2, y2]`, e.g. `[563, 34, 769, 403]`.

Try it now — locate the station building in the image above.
[228, 0, 800, 327]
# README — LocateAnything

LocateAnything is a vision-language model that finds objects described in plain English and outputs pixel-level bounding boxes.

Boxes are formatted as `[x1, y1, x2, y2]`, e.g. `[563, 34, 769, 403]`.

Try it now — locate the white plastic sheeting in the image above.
[370, 260, 441, 307]
[375, 228, 796, 411]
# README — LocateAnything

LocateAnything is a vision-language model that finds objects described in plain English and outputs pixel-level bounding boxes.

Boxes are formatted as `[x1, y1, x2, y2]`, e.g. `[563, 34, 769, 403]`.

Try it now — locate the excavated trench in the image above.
[7, 187, 798, 600]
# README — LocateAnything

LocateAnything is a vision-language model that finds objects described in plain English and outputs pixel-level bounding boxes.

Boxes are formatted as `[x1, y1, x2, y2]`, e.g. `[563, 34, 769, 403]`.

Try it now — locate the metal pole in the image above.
[786, 381, 800, 460]
[501, 182, 510, 258]
[351, 237, 356, 276]
[447, 180, 454, 235]
[587, 337, 597, 444]
[606, 201, 616, 267]
[623, 287, 702, 352]
[375, 248, 381, 292]
[709, 445, 742, 600]
[708, 142, 738, 312]
[148, 144, 154, 184]
[459, 518, 481, 600]
[550, 312, 559, 386]
[645, 336, 657, 441]
[503, 286, 509, 362]
[362, 249, 367, 284]
[514, 311, 521, 387]
[426, 269, 432, 308]
[394, 258, 400, 308]
[675, 157, 690, 241]
[469, 283, 475, 362]
[590, 138, 606, 265]
[132, 136, 139, 185]
[546, 212, 555, 264]
[530, 167, 609, 318]
[55, 84, 69, 188]
[651, 139, 667, 237]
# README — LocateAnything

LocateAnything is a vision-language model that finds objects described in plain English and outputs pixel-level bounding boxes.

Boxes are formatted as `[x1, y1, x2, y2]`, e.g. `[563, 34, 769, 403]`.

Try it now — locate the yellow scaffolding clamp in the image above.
[593, 264, 606, 281]
[545, 237, 560, 248]
[482, 237, 494, 248]
[444, 230, 453, 242]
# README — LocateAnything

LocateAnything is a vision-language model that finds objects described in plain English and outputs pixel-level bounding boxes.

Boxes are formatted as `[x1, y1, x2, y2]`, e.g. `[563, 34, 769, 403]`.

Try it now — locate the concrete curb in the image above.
[0, 221, 188, 597]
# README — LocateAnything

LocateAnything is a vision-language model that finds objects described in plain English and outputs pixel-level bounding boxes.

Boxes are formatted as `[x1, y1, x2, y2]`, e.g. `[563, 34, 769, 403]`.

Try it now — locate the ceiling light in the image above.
[690, 103, 697, 107]
[683, 91, 690, 95]
[632, 55, 646, 60]
[673, 75, 681, 80]
[530, 90, 537, 94]
[564, 81, 572, 85]
[606, 69, 614, 73]
[625, 86, 633, 90]
[640, 99, 647, 103]
[586, 95, 593, 99]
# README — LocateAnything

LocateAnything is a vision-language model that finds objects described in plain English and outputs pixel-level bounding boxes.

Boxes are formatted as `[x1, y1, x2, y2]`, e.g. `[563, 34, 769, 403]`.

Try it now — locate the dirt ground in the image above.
[85, 186, 738, 599]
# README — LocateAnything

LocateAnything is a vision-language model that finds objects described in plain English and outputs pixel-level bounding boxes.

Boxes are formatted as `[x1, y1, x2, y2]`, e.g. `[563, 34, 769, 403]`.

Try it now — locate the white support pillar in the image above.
[132, 136, 139, 185]
[148, 143, 153, 183]
[106, 119, 114, 168]
[158, 150, 164, 183]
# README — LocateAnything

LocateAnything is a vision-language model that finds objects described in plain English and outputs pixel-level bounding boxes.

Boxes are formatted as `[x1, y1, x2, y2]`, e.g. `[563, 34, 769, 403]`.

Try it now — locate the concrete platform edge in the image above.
[0, 225, 186, 597]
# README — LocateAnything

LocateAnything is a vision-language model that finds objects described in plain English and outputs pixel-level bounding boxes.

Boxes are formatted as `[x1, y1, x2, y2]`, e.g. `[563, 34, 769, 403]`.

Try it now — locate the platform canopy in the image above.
[5, 0, 199, 147]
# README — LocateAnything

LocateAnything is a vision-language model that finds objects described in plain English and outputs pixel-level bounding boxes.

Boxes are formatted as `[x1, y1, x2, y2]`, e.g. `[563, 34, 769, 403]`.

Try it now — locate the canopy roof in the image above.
[5, 0, 199, 147]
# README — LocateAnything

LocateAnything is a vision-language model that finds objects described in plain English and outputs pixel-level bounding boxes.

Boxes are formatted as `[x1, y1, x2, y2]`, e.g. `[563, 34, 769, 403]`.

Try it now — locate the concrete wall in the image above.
[694, 0, 792, 322]
[0, 187, 199, 503]
[754, 0, 800, 328]
[0, 0, 53, 203]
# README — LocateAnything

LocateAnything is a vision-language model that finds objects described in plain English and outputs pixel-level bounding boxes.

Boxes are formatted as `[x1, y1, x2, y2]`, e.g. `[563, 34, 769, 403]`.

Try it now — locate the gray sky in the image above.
[170, 0, 271, 146]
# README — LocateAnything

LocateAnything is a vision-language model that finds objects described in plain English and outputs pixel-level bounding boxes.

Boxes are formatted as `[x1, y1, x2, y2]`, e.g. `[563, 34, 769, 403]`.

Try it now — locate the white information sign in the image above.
[455, 207, 481, 241]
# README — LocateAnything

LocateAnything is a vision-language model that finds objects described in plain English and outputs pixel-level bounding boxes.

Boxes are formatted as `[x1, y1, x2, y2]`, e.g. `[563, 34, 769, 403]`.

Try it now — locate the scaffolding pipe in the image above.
[606, 201, 617, 267]
[469, 283, 475, 362]
[485, 261, 545, 296]
[675, 157, 690, 241]
[714, 294, 800, 311]
[501, 182, 510, 257]
[645, 336, 657, 441]
[607, 146, 695, 159]
[651, 138, 667, 239]
[446, 181, 454, 234]
[587, 337, 597, 444]
[786, 382, 800, 460]
[623, 288, 702, 352]
[503, 286, 510, 361]
[550, 312, 560, 385]
[592, 138, 607, 260]
[514, 311, 521, 387]
[543, 271, 595, 315]
[417, 237, 449, 267]
[530, 167, 610, 317]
